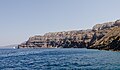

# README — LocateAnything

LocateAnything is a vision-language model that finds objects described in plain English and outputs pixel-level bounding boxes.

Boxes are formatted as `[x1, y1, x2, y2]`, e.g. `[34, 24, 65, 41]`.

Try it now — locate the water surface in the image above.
[0, 48, 119, 70]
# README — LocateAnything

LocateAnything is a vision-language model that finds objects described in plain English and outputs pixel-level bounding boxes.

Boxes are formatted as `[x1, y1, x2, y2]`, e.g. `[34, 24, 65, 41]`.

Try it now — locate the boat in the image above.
[13, 46, 19, 49]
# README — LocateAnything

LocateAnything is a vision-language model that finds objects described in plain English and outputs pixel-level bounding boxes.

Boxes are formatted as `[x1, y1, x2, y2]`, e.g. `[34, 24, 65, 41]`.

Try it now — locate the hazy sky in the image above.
[0, 0, 120, 46]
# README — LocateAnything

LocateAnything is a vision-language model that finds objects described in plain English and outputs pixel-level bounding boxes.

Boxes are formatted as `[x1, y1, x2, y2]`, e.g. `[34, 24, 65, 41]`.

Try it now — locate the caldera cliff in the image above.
[18, 19, 120, 51]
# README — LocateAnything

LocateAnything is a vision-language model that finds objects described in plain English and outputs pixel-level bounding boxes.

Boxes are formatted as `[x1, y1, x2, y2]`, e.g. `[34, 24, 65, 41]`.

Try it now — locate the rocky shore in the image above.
[18, 19, 120, 51]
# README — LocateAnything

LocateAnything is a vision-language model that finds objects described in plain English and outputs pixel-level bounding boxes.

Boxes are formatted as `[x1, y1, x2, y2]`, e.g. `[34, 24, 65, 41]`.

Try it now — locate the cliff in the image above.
[90, 27, 120, 51]
[18, 19, 120, 51]
[89, 19, 120, 51]
[92, 22, 114, 31]
[19, 30, 94, 48]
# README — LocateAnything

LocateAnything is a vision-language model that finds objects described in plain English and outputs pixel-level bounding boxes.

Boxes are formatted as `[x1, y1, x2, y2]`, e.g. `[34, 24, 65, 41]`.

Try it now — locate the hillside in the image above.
[18, 19, 120, 51]
[90, 27, 120, 51]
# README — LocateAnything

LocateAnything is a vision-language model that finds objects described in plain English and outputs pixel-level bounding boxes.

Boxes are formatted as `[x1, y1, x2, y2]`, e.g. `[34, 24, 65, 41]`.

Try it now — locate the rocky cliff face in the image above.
[114, 19, 120, 27]
[18, 19, 120, 51]
[92, 22, 114, 31]
[90, 27, 120, 51]
[19, 30, 94, 48]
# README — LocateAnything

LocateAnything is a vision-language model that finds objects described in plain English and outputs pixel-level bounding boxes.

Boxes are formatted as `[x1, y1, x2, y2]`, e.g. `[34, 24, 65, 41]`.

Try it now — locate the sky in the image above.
[0, 0, 120, 46]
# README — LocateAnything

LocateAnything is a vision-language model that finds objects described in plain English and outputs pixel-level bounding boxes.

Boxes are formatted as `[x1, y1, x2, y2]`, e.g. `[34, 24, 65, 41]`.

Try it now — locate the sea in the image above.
[0, 48, 120, 70]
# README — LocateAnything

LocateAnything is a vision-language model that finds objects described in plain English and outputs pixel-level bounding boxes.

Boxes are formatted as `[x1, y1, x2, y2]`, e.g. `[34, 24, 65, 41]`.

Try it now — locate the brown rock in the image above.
[90, 27, 120, 51]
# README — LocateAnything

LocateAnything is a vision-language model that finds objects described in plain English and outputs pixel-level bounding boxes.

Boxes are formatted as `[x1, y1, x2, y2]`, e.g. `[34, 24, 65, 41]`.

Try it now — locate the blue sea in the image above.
[0, 48, 120, 70]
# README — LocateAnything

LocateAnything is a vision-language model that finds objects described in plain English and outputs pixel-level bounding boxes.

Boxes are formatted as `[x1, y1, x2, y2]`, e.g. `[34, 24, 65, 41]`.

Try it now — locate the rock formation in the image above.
[114, 19, 120, 27]
[18, 19, 120, 51]
[18, 30, 94, 48]
[92, 22, 114, 31]
[90, 27, 120, 51]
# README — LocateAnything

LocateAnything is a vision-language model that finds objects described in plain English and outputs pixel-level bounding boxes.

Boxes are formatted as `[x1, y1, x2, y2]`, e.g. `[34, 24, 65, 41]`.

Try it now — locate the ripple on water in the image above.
[0, 48, 119, 70]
